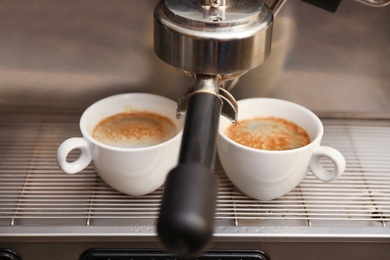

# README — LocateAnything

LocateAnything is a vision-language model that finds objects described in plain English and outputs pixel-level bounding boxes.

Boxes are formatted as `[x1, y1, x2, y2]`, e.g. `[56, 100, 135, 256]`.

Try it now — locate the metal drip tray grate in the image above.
[0, 117, 389, 237]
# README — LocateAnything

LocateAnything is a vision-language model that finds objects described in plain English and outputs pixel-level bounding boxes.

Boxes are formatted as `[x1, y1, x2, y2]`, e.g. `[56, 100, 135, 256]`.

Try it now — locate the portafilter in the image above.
[153, 0, 285, 257]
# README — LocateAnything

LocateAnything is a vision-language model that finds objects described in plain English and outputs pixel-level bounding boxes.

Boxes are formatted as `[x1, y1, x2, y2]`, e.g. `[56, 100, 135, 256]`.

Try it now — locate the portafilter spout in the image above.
[153, 0, 284, 257]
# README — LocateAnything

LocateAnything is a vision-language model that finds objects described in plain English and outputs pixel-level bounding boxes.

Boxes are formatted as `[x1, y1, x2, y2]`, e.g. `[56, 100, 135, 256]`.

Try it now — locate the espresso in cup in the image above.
[225, 117, 310, 151]
[218, 98, 346, 201]
[57, 93, 184, 196]
[93, 111, 177, 148]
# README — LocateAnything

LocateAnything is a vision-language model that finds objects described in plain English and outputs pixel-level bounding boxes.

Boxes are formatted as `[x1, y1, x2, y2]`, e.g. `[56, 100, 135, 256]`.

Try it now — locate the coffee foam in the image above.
[92, 111, 177, 148]
[225, 117, 310, 151]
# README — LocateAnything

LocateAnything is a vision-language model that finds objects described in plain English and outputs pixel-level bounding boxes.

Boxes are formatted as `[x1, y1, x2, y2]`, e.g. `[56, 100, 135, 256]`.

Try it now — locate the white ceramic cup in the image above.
[217, 98, 346, 201]
[57, 93, 184, 196]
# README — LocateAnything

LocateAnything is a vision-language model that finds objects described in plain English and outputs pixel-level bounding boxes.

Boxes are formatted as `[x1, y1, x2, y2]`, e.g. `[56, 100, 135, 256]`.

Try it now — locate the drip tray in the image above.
[0, 110, 389, 241]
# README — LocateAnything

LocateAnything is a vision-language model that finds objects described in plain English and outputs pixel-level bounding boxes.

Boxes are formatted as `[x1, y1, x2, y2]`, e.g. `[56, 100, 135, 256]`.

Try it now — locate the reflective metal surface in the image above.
[0, 117, 389, 228]
[154, 0, 273, 76]
[0, 111, 389, 259]
[355, 0, 390, 7]
[234, 0, 390, 118]
[0, 1, 388, 116]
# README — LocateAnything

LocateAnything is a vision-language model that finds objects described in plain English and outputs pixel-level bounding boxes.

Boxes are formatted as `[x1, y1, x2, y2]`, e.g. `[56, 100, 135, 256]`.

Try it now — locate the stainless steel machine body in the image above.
[154, 0, 274, 76]
[0, 0, 389, 259]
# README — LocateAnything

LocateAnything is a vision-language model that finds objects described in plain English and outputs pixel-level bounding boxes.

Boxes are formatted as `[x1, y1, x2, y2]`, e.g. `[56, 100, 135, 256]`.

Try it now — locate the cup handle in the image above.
[309, 146, 346, 182]
[57, 137, 92, 174]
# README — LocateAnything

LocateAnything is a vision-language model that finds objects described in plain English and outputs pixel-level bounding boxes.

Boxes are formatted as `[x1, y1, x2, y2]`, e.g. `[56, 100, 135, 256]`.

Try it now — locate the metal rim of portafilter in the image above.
[153, 0, 285, 257]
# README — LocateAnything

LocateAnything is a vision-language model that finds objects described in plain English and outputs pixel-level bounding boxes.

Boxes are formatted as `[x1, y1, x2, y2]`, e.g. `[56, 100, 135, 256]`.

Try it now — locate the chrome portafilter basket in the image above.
[153, 0, 284, 257]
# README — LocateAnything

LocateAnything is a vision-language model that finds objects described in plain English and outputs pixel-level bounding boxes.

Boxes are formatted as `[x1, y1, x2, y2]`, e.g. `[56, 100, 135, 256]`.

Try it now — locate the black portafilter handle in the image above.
[157, 93, 221, 257]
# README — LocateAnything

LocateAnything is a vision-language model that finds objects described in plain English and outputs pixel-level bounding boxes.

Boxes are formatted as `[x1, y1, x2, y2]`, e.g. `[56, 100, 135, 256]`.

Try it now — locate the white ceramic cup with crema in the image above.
[217, 98, 346, 201]
[57, 93, 184, 196]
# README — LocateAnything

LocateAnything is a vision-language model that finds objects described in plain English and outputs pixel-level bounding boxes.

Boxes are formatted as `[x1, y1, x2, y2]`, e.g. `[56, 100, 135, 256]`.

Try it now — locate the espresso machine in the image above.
[0, 0, 389, 259]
